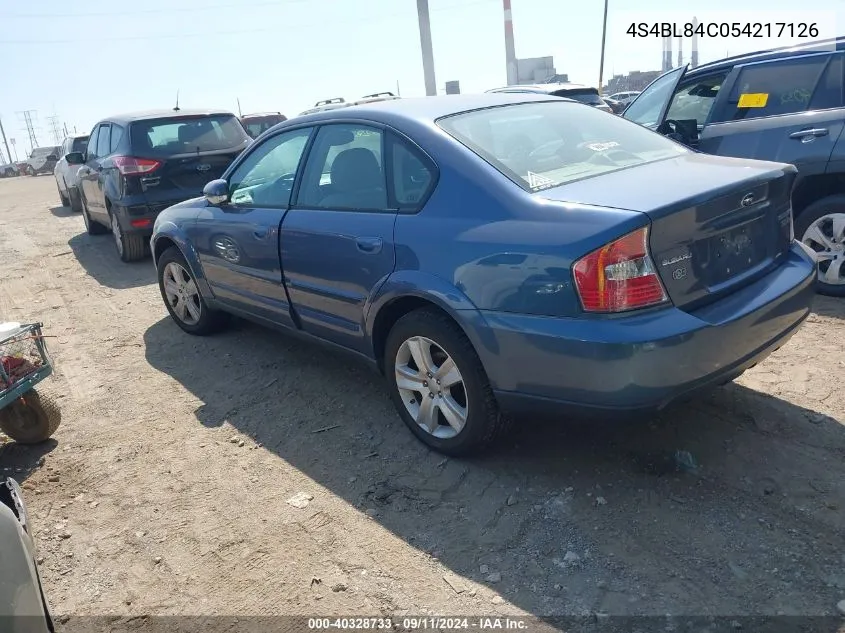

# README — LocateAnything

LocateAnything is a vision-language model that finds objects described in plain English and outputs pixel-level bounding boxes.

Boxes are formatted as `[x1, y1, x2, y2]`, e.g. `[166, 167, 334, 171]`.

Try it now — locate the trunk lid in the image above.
[538, 153, 796, 310]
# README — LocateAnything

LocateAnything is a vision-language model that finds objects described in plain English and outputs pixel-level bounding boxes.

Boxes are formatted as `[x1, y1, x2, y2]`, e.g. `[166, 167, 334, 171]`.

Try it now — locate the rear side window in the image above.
[109, 125, 124, 153]
[809, 54, 844, 110]
[129, 115, 249, 156]
[96, 126, 111, 158]
[714, 54, 832, 121]
[389, 133, 435, 209]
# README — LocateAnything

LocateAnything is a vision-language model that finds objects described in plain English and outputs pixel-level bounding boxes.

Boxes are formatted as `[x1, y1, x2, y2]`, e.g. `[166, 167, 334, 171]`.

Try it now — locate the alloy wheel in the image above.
[162, 262, 202, 326]
[801, 212, 845, 286]
[394, 336, 468, 439]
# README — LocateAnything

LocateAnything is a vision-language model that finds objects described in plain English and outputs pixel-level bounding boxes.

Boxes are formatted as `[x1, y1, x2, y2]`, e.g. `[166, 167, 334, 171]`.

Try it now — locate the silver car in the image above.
[53, 134, 89, 212]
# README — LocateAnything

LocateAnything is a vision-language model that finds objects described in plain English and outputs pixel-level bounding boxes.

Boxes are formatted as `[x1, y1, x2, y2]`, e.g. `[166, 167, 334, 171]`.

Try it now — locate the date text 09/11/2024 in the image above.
[626, 22, 820, 39]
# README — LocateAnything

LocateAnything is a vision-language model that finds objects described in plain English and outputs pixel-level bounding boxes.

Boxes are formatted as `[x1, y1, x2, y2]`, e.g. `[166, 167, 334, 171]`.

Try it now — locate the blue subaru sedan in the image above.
[151, 93, 817, 455]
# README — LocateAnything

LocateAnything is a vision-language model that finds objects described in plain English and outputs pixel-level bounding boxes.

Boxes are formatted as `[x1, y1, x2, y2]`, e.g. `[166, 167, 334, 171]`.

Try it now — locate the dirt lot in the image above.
[1, 175, 844, 622]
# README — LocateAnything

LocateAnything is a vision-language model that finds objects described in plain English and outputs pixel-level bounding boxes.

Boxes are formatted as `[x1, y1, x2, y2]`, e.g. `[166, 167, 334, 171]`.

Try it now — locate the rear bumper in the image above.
[470, 241, 817, 417]
[114, 193, 201, 235]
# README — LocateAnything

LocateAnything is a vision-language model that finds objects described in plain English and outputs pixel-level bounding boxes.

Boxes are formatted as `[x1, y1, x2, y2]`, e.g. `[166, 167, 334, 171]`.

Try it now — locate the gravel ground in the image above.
[1, 175, 844, 624]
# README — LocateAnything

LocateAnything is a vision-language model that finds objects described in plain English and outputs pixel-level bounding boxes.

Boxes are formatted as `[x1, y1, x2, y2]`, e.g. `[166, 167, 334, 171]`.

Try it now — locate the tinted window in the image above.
[297, 124, 388, 210]
[438, 101, 687, 191]
[809, 54, 844, 110]
[109, 125, 124, 153]
[389, 134, 435, 209]
[229, 127, 312, 207]
[716, 54, 831, 121]
[557, 89, 604, 105]
[96, 125, 112, 158]
[71, 136, 89, 153]
[129, 115, 249, 156]
[87, 127, 100, 159]
[665, 73, 728, 126]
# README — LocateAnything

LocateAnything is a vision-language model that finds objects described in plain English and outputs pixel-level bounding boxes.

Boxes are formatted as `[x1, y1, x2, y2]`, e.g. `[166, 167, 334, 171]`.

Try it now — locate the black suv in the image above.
[67, 109, 251, 262]
[623, 37, 845, 296]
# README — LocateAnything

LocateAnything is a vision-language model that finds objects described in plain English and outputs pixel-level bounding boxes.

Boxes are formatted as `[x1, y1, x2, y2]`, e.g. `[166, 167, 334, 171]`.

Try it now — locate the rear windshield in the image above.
[30, 147, 55, 158]
[129, 115, 250, 156]
[437, 101, 687, 191]
[242, 117, 283, 138]
[71, 137, 89, 153]
[554, 88, 604, 105]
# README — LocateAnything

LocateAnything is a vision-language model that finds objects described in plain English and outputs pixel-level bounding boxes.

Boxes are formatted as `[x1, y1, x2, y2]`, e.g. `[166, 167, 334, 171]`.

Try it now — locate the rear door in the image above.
[280, 123, 403, 353]
[193, 125, 313, 326]
[699, 52, 845, 181]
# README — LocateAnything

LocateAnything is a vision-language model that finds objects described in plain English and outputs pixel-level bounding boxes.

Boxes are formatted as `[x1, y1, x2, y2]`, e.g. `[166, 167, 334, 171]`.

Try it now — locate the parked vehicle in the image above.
[0, 477, 54, 632]
[608, 91, 641, 107]
[602, 96, 626, 114]
[65, 109, 251, 262]
[0, 163, 19, 178]
[487, 83, 614, 113]
[24, 146, 60, 176]
[54, 133, 89, 211]
[623, 36, 845, 295]
[299, 98, 351, 116]
[240, 112, 287, 139]
[151, 93, 816, 456]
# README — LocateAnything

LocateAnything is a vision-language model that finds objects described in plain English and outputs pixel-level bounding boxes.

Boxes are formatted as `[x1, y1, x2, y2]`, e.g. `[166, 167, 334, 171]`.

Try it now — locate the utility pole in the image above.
[0, 117, 12, 166]
[63, 122, 69, 137]
[503, 0, 517, 85]
[17, 110, 38, 151]
[47, 115, 62, 144]
[598, 0, 609, 94]
[416, 0, 437, 96]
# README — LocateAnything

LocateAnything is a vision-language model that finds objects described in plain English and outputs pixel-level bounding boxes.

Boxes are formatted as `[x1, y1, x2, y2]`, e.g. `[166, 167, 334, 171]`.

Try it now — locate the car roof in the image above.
[487, 82, 596, 94]
[242, 112, 283, 118]
[97, 109, 237, 124]
[285, 92, 572, 128]
[689, 35, 845, 75]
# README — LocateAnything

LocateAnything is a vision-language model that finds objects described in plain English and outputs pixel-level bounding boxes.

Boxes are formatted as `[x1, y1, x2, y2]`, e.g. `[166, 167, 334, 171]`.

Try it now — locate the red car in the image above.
[239, 112, 287, 139]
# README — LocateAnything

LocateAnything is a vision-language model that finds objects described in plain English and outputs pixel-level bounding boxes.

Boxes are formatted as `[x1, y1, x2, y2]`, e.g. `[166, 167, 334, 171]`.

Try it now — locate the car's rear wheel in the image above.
[110, 211, 146, 262]
[796, 195, 845, 297]
[81, 194, 108, 235]
[157, 246, 229, 336]
[57, 180, 70, 207]
[384, 308, 508, 456]
[68, 186, 82, 212]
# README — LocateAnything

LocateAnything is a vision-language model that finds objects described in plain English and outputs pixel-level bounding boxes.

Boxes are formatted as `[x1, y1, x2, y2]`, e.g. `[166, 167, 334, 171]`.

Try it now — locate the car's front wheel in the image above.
[157, 246, 229, 335]
[384, 308, 508, 456]
[796, 195, 845, 297]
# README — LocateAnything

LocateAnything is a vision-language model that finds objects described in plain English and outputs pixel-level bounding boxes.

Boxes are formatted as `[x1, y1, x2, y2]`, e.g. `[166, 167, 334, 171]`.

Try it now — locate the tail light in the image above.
[112, 156, 161, 175]
[573, 226, 668, 313]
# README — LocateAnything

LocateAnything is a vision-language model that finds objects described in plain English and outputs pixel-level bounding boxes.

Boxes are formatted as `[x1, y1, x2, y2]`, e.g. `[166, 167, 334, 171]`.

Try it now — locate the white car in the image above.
[53, 134, 89, 212]
[607, 91, 641, 107]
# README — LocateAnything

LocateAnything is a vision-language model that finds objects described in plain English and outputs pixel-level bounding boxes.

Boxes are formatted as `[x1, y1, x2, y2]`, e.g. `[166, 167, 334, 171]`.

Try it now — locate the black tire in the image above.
[57, 180, 70, 207]
[795, 195, 845, 297]
[384, 308, 509, 456]
[81, 194, 108, 235]
[68, 186, 83, 212]
[157, 246, 229, 335]
[0, 389, 61, 444]
[109, 210, 146, 262]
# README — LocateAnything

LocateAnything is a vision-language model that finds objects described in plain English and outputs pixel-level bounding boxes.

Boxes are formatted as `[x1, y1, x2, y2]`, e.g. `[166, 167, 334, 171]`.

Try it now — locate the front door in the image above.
[193, 126, 314, 326]
[78, 124, 103, 215]
[280, 123, 399, 354]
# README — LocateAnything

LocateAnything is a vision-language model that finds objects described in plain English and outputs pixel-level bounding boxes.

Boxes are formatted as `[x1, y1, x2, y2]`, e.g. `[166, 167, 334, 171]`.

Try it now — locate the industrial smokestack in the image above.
[677, 36, 683, 67]
[691, 16, 700, 67]
[503, 0, 517, 85]
[416, 0, 437, 96]
[662, 36, 673, 71]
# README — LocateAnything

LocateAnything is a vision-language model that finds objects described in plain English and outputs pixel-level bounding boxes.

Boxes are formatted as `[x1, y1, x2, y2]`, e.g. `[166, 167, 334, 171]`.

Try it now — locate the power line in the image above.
[46, 115, 63, 144]
[0, 0, 497, 44]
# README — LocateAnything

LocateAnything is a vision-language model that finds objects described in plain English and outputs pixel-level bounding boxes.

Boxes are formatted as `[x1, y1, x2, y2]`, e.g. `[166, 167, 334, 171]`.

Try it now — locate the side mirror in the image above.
[203, 179, 229, 205]
[65, 152, 85, 165]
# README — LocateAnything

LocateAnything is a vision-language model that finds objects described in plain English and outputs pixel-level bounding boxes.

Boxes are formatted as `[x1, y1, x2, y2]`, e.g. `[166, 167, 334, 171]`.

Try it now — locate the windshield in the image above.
[438, 101, 687, 191]
[623, 67, 685, 128]
[71, 136, 89, 153]
[129, 114, 250, 156]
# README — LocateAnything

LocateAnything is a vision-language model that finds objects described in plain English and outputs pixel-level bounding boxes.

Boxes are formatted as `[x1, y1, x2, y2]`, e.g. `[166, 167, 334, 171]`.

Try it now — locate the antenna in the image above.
[237, 98, 243, 117]
[174, 90, 181, 112]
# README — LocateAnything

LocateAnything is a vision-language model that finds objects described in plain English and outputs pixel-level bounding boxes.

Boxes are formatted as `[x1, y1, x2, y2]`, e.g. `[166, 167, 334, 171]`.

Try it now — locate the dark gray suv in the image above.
[624, 37, 845, 296]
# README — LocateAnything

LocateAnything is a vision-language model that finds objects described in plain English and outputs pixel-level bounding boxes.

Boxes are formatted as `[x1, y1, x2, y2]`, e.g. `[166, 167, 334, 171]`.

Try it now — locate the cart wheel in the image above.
[0, 390, 61, 444]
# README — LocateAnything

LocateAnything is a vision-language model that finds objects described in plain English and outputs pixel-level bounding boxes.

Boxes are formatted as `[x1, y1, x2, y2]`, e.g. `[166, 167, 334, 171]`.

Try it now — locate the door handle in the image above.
[789, 128, 829, 140]
[355, 236, 383, 253]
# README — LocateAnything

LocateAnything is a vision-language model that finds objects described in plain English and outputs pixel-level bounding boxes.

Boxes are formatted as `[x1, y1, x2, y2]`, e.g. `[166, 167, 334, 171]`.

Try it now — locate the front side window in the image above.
[297, 124, 388, 211]
[714, 54, 832, 121]
[129, 115, 250, 156]
[623, 66, 685, 128]
[438, 101, 687, 192]
[228, 127, 312, 207]
[664, 73, 728, 126]
[96, 125, 112, 158]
